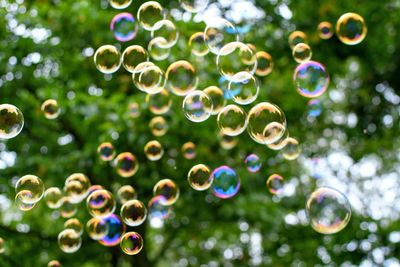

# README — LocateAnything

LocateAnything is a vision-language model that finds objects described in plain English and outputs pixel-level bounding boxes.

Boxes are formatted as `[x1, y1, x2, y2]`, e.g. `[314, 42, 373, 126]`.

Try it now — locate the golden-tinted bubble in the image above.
[120, 199, 147, 226]
[255, 51, 273, 76]
[203, 86, 226, 115]
[44, 187, 63, 209]
[149, 116, 168, 136]
[189, 32, 209, 57]
[64, 173, 91, 204]
[336, 12, 367, 45]
[15, 191, 36, 211]
[117, 185, 137, 204]
[288, 31, 308, 49]
[87, 189, 116, 218]
[47, 260, 61, 267]
[41, 99, 60, 119]
[86, 217, 109, 240]
[187, 164, 213, 191]
[120, 232, 143, 255]
[266, 123, 289, 151]
[219, 133, 238, 150]
[97, 142, 116, 161]
[108, 0, 132, 9]
[115, 152, 139, 177]
[0, 104, 24, 139]
[137, 1, 165, 31]
[58, 229, 82, 254]
[292, 43, 312, 63]
[166, 60, 198, 96]
[148, 37, 171, 61]
[144, 140, 164, 161]
[132, 62, 165, 94]
[318, 21, 333, 40]
[122, 45, 149, 73]
[151, 20, 179, 48]
[60, 197, 77, 218]
[15, 175, 44, 204]
[217, 104, 247, 136]
[153, 179, 180, 205]
[146, 89, 172, 115]
[282, 137, 301, 160]
[64, 218, 83, 236]
[94, 45, 121, 74]
[266, 174, 284, 195]
[182, 142, 196, 160]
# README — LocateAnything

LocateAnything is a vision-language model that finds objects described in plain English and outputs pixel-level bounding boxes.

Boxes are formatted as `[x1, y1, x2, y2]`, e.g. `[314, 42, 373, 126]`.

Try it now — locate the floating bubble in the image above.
[120, 199, 147, 227]
[318, 21, 333, 40]
[182, 90, 213, 122]
[110, 12, 138, 42]
[15, 191, 36, 211]
[117, 185, 137, 204]
[255, 51, 273, 76]
[146, 89, 172, 115]
[87, 189, 116, 218]
[292, 43, 312, 63]
[288, 31, 308, 49]
[293, 61, 329, 98]
[64, 218, 83, 236]
[47, 260, 61, 267]
[187, 164, 213, 191]
[86, 217, 109, 240]
[247, 102, 287, 145]
[266, 174, 284, 195]
[148, 37, 171, 61]
[306, 187, 351, 234]
[94, 45, 121, 74]
[282, 137, 301, 160]
[122, 45, 149, 73]
[128, 102, 140, 118]
[41, 99, 60, 119]
[179, 0, 208, 13]
[153, 179, 180, 205]
[228, 72, 259, 105]
[336, 12, 367, 45]
[245, 154, 262, 173]
[0, 238, 4, 254]
[115, 152, 139, 177]
[60, 197, 77, 218]
[211, 166, 240, 199]
[88, 185, 104, 194]
[0, 104, 24, 139]
[44, 187, 63, 209]
[108, 0, 131, 9]
[266, 123, 289, 151]
[144, 140, 164, 161]
[64, 173, 91, 204]
[203, 86, 226, 115]
[98, 214, 126, 247]
[307, 99, 322, 117]
[188, 32, 209, 56]
[217, 104, 247, 136]
[120, 232, 143, 255]
[166, 60, 198, 96]
[182, 142, 196, 159]
[204, 18, 239, 55]
[149, 116, 168, 136]
[137, 1, 165, 31]
[97, 142, 116, 162]
[58, 229, 82, 254]
[151, 20, 179, 48]
[15, 175, 44, 204]
[219, 133, 238, 150]
[148, 196, 172, 219]
[216, 42, 257, 81]
[132, 62, 165, 94]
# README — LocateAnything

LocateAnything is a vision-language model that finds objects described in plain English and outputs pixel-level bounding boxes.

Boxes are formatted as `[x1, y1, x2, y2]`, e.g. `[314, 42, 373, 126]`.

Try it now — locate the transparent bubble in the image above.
[144, 140, 164, 161]
[128, 102, 140, 118]
[44, 187, 63, 209]
[98, 214, 126, 247]
[318, 21, 333, 40]
[182, 141, 196, 159]
[60, 197, 77, 218]
[0, 104, 24, 139]
[0, 238, 4, 254]
[336, 13, 367, 45]
[117, 185, 137, 204]
[97, 142, 116, 161]
[64, 218, 83, 236]
[132, 62, 165, 94]
[108, 0, 131, 9]
[137, 1, 165, 31]
[122, 45, 149, 73]
[41, 99, 60, 119]
[15, 191, 36, 211]
[255, 51, 273, 76]
[282, 137, 301, 160]
[110, 12, 138, 42]
[86, 217, 109, 240]
[15, 175, 44, 204]
[47, 260, 61, 267]
[217, 42, 257, 81]
[120, 199, 147, 227]
[166, 60, 198, 96]
[146, 89, 172, 115]
[87, 189, 116, 218]
[148, 37, 171, 61]
[151, 20, 179, 48]
[247, 102, 287, 145]
[307, 99, 322, 117]
[189, 32, 209, 56]
[148, 196, 172, 219]
[292, 43, 312, 63]
[64, 173, 91, 204]
[288, 31, 308, 49]
[266, 123, 289, 151]
[228, 72, 259, 105]
[306, 187, 351, 234]
[293, 61, 329, 98]
[115, 152, 139, 177]
[58, 229, 82, 254]
[266, 174, 284, 195]
[182, 90, 213, 122]
[245, 154, 262, 173]
[219, 133, 238, 150]
[179, 0, 208, 13]
[153, 179, 179, 205]
[120, 232, 143, 255]
[187, 164, 213, 191]
[94, 45, 121, 74]
[204, 18, 239, 55]
[211, 166, 240, 199]
[217, 104, 247, 136]
[149, 116, 168, 136]
[203, 86, 226, 115]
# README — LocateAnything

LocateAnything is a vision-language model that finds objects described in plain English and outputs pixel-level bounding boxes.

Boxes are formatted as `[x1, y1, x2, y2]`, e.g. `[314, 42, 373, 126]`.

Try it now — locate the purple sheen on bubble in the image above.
[211, 165, 240, 199]
[110, 12, 138, 42]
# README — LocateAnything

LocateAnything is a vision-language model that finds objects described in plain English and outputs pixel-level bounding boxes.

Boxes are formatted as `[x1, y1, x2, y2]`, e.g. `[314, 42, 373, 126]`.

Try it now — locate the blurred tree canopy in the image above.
[0, 0, 399, 266]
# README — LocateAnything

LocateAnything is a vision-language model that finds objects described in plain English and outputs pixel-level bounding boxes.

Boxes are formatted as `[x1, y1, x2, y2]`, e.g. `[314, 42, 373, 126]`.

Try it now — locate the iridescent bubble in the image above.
[98, 214, 126, 247]
[307, 99, 322, 117]
[110, 13, 138, 42]
[336, 12, 367, 45]
[149, 116, 168, 136]
[108, 0, 131, 9]
[282, 137, 301, 160]
[153, 179, 180, 205]
[64, 173, 91, 204]
[117, 185, 137, 204]
[120, 232, 143, 255]
[204, 18, 239, 55]
[166, 60, 198, 96]
[293, 61, 329, 98]
[44, 187, 63, 209]
[148, 37, 171, 61]
[86, 217, 109, 240]
[266, 123, 289, 151]
[182, 142, 196, 160]
[187, 164, 213, 191]
[288, 31, 308, 49]
[115, 152, 139, 177]
[146, 89, 172, 115]
[144, 140, 164, 161]
[247, 102, 287, 145]
[41, 99, 60, 119]
[60, 197, 77, 218]
[151, 20, 179, 48]
[47, 260, 61, 267]
[132, 62, 165, 94]
[245, 154, 262, 173]
[188, 32, 209, 57]
[228, 72, 259, 105]
[203, 86, 226, 115]
[87, 189, 116, 218]
[137, 1, 165, 31]
[179, 0, 209, 13]
[0, 238, 4, 254]
[219, 133, 238, 150]
[0, 104, 24, 139]
[58, 229, 81, 254]
[211, 166, 240, 199]
[266, 174, 284, 195]
[15, 175, 44, 204]
[94, 45, 121, 74]
[292, 43, 312, 63]
[120, 199, 147, 226]
[15, 191, 36, 211]
[128, 102, 140, 118]
[217, 104, 247, 136]
[122, 45, 149, 73]
[306, 187, 351, 234]
[64, 218, 83, 236]
[318, 21, 333, 40]
[148, 196, 172, 219]
[182, 90, 213, 122]
[255, 51, 273, 76]
[97, 142, 116, 162]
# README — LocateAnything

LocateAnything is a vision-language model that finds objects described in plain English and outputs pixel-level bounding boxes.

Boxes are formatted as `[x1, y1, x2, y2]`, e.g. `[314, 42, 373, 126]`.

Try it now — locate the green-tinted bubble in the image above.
[144, 140, 164, 161]
[187, 164, 213, 191]
[41, 99, 60, 119]
[44, 187, 63, 209]
[60, 197, 77, 218]
[115, 152, 139, 177]
[166, 60, 199, 96]
[120, 199, 147, 227]
[64, 173, 91, 204]
[94, 45, 121, 74]
[203, 86, 226, 115]
[87, 189, 116, 218]
[117, 185, 137, 204]
[151, 20, 179, 48]
[288, 31, 308, 49]
[266, 174, 284, 195]
[0, 104, 24, 139]
[146, 89, 172, 115]
[282, 137, 301, 160]
[97, 142, 116, 162]
[120, 232, 143, 255]
[228, 72, 260, 105]
[189, 32, 209, 56]
[292, 43, 312, 63]
[153, 179, 180, 205]
[148, 37, 171, 61]
[15, 191, 36, 211]
[86, 217, 109, 240]
[217, 104, 247, 136]
[122, 45, 149, 73]
[336, 12, 367, 45]
[15, 175, 44, 204]
[255, 51, 273, 76]
[149, 116, 168, 136]
[132, 62, 165, 94]
[182, 90, 213, 122]
[64, 218, 83, 236]
[58, 229, 81, 254]
[108, 0, 131, 9]
[137, 1, 165, 31]
[204, 18, 239, 55]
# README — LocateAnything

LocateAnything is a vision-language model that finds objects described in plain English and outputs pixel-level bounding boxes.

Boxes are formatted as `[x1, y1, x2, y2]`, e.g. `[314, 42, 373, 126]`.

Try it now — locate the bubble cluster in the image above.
[266, 174, 284, 195]
[211, 166, 240, 199]
[217, 104, 247, 136]
[41, 99, 60, 119]
[97, 142, 116, 161]
[15, 175, 44, 204]
[120, 232, 144, 255]
[115, 152, 139, 177]
[120, 199, 147, 226]
[187, 164, 213, 191]
[94, 45, 121, 74]
[0, 104, 24, 139]
[336, 13, 367, 45]
[144, 140, 164, 161]
[245, 154, 262, 173]
[87, 189, 116, 218]
[110, 13, 138, 42]
[182, 90, 213, 122]
[153, 179, 180, 205]
[293, 61, 329, 98]
[132, 62, 165, 94]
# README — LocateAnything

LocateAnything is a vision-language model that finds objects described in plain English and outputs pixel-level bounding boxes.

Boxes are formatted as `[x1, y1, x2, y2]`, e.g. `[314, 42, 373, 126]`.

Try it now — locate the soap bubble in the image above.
[15, 175, 44, 204]
[120, 232, 144, 255]
[293, 61, 329, 98]
[58, 229, 82, 254]
[179, 0, 209, 13]
[148, 37, 171, 61]
[115, 152, 139, 177]
[110, 12, 138, 42]
[266, 123, 289, 151]
[292, 43, 312, 63]
[211, 166, 240, 199]
[149, 116, 168, 137]
[306, 187, 351, 234]
[318, 21, 333, 40]
[282, 137, 301, 160]
[117, 185, 137, 204]
[41, 99, 60, 119]
[47, 260, 61, 267]
[182, 90, 213, 122]
[307, 99, 322, 117]
[219, 133, 238, 150]
[336, 12, 367, 45]
[228, 72, 259, 105]
[146, 89, 172, 115]
[98, 214, 126, 247]
[94, 45, 121, 74]
[204, 18, 239, 55]
[44, 187, 63, 209]
[288, 31, 308, 49]
[153, 179, 180, 205]
[64, 218, 83, 236]
[97, 142, 116, 161]
[64, 173, 91, 204]
[60, 197, 77, 218]
[187, 164, 213, 191]
[108, 0, 131, 9]
[166, 60, 198, 96]
[132, 62, 165, 94]
[120, 199, 147, 227]
[151, 20, 179, 48]
[245, 154, 262, 173]
[86, 217, 109, 240]
[189, 32, 209, 56]
[87, 189, 116, 218]
[137, 1, 165, 31]
[0, 104, 24, 139]
[217, 104, 247, 136]
[122, 45, 149, 73]
[128, 102, 140, 118]
[255, 51, 273, 76]
[144, 140, 164, 161]
[148, 196, 172, 219]
[15, 191, 36, 211]
[266, 174, 284, 195]
[203, 86, 226, 115]
[182, 142, 196, 159]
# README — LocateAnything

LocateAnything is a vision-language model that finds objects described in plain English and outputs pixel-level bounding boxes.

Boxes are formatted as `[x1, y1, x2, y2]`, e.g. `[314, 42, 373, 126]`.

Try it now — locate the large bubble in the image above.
[122, 45, 149, 73]
[166, 60, 198, 96]
[293, 61, 329, 98]
[137, 1, 165, 31]
[0, 104, 24, 139]
[182, 90, 213, 122]
[179, 0, 209, 13]
[217, 104, 247, 136]
[211, 166, 240, 199]
[94, 45, 121, 74]
[336, 12, 367, 45]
